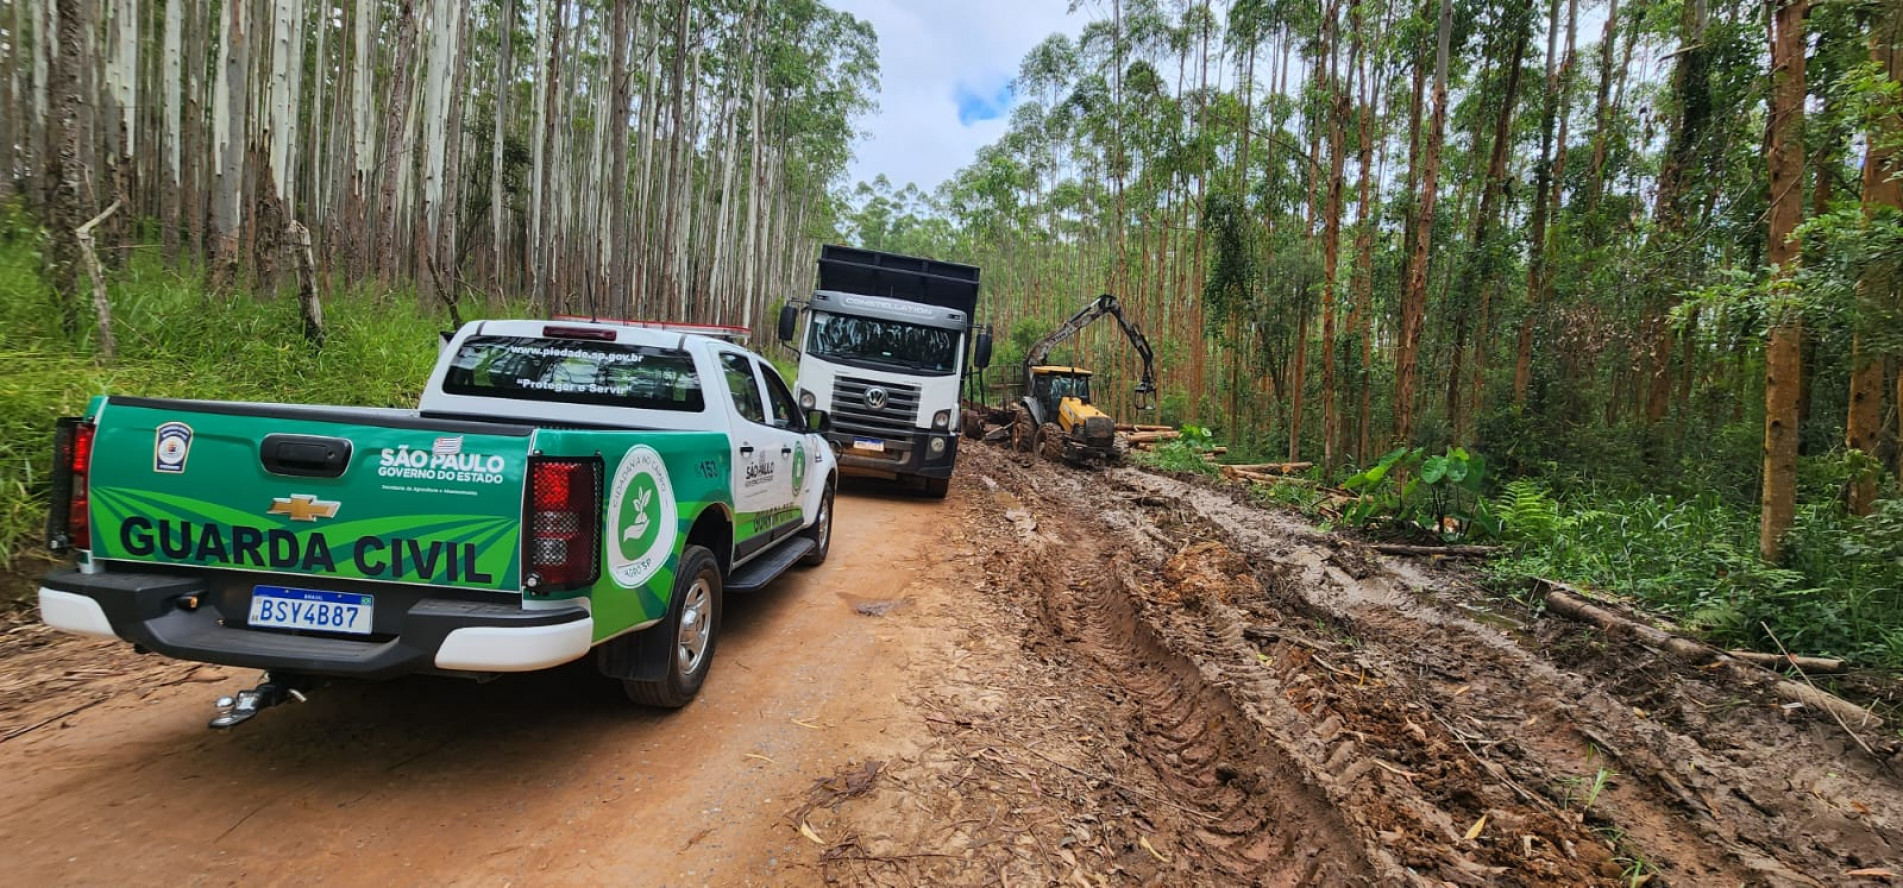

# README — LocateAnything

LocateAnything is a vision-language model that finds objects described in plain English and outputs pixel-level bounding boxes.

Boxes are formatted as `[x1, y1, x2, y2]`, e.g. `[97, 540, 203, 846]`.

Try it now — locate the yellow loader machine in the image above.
[1014, 294, 1158, 467]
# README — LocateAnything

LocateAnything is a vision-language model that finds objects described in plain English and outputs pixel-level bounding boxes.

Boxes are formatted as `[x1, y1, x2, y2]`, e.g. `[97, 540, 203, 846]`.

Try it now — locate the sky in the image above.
[829, 0, 1086, 193]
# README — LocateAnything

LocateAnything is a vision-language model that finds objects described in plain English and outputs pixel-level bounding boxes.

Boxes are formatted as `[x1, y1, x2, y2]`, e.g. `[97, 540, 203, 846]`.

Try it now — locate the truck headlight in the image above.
[799, 389, 816, 410]
[932, 409, 951, 430]
[929, 437, 947, 455]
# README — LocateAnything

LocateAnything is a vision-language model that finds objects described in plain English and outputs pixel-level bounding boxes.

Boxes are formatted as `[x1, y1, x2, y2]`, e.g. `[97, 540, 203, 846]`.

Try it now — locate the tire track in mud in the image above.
[1023, 534, 1387, 885]
[1096, 464, 1903, 886]
[986, 453, 1405, 886]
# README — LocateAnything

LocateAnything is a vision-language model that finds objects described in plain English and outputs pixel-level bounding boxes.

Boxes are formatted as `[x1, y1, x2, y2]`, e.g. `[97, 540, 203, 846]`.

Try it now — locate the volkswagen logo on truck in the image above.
[865, 387, 889, 410]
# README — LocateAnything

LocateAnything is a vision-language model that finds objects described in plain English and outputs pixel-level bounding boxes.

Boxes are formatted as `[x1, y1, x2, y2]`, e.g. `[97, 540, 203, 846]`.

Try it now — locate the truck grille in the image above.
[831, 376, 920, 439]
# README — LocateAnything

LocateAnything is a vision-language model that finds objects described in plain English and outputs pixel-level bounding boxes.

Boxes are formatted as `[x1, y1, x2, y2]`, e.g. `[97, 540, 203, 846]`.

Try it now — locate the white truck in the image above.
[776, 245, 991, 498]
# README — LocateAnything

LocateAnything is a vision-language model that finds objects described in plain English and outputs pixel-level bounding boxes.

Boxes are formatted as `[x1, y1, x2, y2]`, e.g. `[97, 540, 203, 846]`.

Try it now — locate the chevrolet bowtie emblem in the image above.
[268, 494, 341, 522]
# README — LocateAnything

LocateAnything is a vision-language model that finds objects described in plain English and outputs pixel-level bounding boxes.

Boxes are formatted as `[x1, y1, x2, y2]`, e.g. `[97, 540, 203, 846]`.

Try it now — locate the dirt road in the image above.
[4, 445, 1903, 886]
[0, 482, 964, 887]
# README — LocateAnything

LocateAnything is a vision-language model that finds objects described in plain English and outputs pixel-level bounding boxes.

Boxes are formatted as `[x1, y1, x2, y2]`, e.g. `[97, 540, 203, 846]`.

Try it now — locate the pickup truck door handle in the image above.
[739, 444, 755, 455]
[781, 445, 793, 456]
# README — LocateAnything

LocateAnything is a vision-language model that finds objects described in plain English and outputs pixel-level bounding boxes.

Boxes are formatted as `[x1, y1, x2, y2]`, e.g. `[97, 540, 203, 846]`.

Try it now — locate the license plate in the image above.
[249, 586, 374, 635]
[852, 437, 886, 452]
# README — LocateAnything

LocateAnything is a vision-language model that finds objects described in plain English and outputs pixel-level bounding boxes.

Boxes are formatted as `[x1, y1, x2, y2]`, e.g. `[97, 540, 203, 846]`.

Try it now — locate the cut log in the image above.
[1124, 431, 1183, 444]
[1116, 423, 1177, 432]
[1372, 544, 1499, 558]
[1536, 580, 1882, 731]
[1221, 466, 1318, 484]
[76, 200, 125, 360]
[1726, 650, 1845, 674]
[1222, 462, 1313, 475]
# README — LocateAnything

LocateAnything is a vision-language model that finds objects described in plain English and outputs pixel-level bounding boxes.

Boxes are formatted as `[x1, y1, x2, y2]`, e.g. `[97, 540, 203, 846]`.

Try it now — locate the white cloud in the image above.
[830, 0, 1084, 192]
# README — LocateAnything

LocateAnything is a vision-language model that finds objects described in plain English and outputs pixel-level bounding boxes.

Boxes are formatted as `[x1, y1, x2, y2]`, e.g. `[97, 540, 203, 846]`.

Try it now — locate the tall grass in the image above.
[0, 231, 468, 587]
[1491, 479, 1903, 668]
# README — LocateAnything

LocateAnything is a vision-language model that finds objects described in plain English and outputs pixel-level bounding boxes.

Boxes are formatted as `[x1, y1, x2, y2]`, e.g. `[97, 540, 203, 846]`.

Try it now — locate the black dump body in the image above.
[816, 245, 980, 319]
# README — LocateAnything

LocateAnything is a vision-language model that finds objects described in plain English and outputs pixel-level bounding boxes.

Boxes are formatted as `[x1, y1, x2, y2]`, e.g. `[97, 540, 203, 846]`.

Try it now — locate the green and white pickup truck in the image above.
[38, 319, 837, 724]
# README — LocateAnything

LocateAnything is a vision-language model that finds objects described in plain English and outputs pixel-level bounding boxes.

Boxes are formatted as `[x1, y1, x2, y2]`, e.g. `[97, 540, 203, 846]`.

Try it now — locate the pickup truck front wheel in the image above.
[622, 545, 722, 708]
[799, 479, 835, 566]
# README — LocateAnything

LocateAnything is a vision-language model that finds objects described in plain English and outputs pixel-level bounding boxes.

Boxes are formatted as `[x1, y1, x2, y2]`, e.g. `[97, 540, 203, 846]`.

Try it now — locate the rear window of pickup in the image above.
[443, 335, 706, 412]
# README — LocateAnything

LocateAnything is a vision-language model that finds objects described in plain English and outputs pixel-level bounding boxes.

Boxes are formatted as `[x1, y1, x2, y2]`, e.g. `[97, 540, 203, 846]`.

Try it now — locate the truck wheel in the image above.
[799, 479, 835, 566]
[1012, 406, 1036, 452]
[1039, 422, 1067, 462]
[623, 545, 722, 708]
[920, 476, 950, 499]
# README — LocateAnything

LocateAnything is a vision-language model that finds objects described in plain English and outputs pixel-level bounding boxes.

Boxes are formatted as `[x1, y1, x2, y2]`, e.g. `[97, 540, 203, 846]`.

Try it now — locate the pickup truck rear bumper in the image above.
[39, 568, 593, 679]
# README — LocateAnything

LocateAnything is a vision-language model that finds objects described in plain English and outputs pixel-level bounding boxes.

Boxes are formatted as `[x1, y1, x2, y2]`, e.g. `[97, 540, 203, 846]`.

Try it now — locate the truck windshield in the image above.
[443, 336, 706, 411]
[807, 311, 959, 375]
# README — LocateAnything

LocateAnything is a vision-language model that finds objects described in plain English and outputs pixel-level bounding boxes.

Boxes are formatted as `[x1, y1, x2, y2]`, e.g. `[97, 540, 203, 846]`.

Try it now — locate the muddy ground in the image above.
[3, 445, 1901, 886]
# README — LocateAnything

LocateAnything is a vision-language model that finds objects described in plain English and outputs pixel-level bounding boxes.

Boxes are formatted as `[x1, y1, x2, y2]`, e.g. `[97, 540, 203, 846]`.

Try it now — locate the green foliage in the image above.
[1490, 481, 1903, 668]
[0, 242, 462, 587]
[1127, 423, 1219, 476]
[1340, 446, 1498, 541]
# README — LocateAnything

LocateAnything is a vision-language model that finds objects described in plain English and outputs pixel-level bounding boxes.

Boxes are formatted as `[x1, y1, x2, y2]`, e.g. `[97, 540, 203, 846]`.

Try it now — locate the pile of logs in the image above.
[1217, 462, 1313, 483]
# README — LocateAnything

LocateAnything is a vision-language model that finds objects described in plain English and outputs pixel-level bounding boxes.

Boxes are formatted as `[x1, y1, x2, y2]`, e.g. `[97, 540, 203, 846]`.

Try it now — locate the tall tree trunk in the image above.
[45, 0, 84, 334]
[1319, 0, 1347, 470]
[1350, 8, 1377, 464]
[435, 0, 472, 318]
[1395, 0, 1451, 447]
[1644, 0, 1711, 436]
[607, 0, 633, 313]
[374, 0, 419, 281]
[208, 0, 250, 290]
[1447, 7, 1528, 446]
[161, 0, 184, 258]
[490, 0, 516, 293]
[1849, 6, 1903, 515]
[1516, 0, 1568, 405]
[1585, 0, 1620, 216]
[1760, 0, 1807, 563]
[529, 0, 558, 307]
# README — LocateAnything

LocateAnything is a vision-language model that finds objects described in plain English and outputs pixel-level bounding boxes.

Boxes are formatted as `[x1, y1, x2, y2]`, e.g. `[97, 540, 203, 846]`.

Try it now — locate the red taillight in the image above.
[49, 418, 94, 551]
[524, 457, 602, 591]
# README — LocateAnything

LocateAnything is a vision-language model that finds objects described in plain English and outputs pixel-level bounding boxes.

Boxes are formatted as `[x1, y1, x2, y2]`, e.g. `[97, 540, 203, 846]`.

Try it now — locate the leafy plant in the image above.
[1129, 423, 1219, 476]
[1340, 446, 1498, 541]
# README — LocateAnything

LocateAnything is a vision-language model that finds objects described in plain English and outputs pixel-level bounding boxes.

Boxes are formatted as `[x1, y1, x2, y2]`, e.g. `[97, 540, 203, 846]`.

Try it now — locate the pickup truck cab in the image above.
[38, 319, 836, 719]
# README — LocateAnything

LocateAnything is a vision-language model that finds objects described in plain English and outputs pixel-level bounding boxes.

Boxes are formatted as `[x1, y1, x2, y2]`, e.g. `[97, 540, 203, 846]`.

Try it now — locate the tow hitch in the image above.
[210, 672, 316, 729]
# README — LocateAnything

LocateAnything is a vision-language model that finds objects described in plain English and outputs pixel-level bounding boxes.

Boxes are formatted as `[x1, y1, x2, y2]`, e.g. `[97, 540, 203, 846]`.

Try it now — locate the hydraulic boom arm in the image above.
[1023, 294, 1158, 406]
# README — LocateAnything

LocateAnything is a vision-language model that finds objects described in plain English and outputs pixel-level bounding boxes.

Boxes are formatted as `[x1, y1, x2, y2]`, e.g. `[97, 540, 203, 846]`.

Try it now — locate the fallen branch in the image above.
[1761, 622, 1880, 760]
[1726, 650, 1844, 674]
[1, 695, 110, 743]
[1372, 544, 1499, 558]
[1536, 580, 1884, 733]
[76, 199, 124, 360]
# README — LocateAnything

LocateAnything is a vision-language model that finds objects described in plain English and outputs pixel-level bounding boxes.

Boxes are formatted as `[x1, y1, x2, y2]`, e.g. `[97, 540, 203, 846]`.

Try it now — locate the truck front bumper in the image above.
[829, 429, 959, 479]
[39, 568, 593, 679]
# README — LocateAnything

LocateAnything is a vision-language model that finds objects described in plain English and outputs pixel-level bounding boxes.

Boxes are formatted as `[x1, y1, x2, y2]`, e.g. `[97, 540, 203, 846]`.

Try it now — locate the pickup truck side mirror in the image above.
[777, 305, 798, 344]
[973, 330, 993, 370]
[806, 409, 831, 434]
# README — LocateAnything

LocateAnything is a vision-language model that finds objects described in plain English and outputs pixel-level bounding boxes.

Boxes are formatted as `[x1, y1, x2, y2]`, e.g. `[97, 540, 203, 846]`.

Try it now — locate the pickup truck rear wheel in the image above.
[799, 480, 834, 566]
[622, 545, 722, 708]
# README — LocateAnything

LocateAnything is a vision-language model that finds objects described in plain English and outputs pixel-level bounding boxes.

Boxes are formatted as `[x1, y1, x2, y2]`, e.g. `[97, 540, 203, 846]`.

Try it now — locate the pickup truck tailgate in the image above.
[86, 398, 533, 592]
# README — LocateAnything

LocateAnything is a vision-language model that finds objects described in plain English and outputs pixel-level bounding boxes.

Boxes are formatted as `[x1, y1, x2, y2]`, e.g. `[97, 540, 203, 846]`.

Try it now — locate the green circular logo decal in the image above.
[608, 445, 677, 589]
[791, 441, 808, 495]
